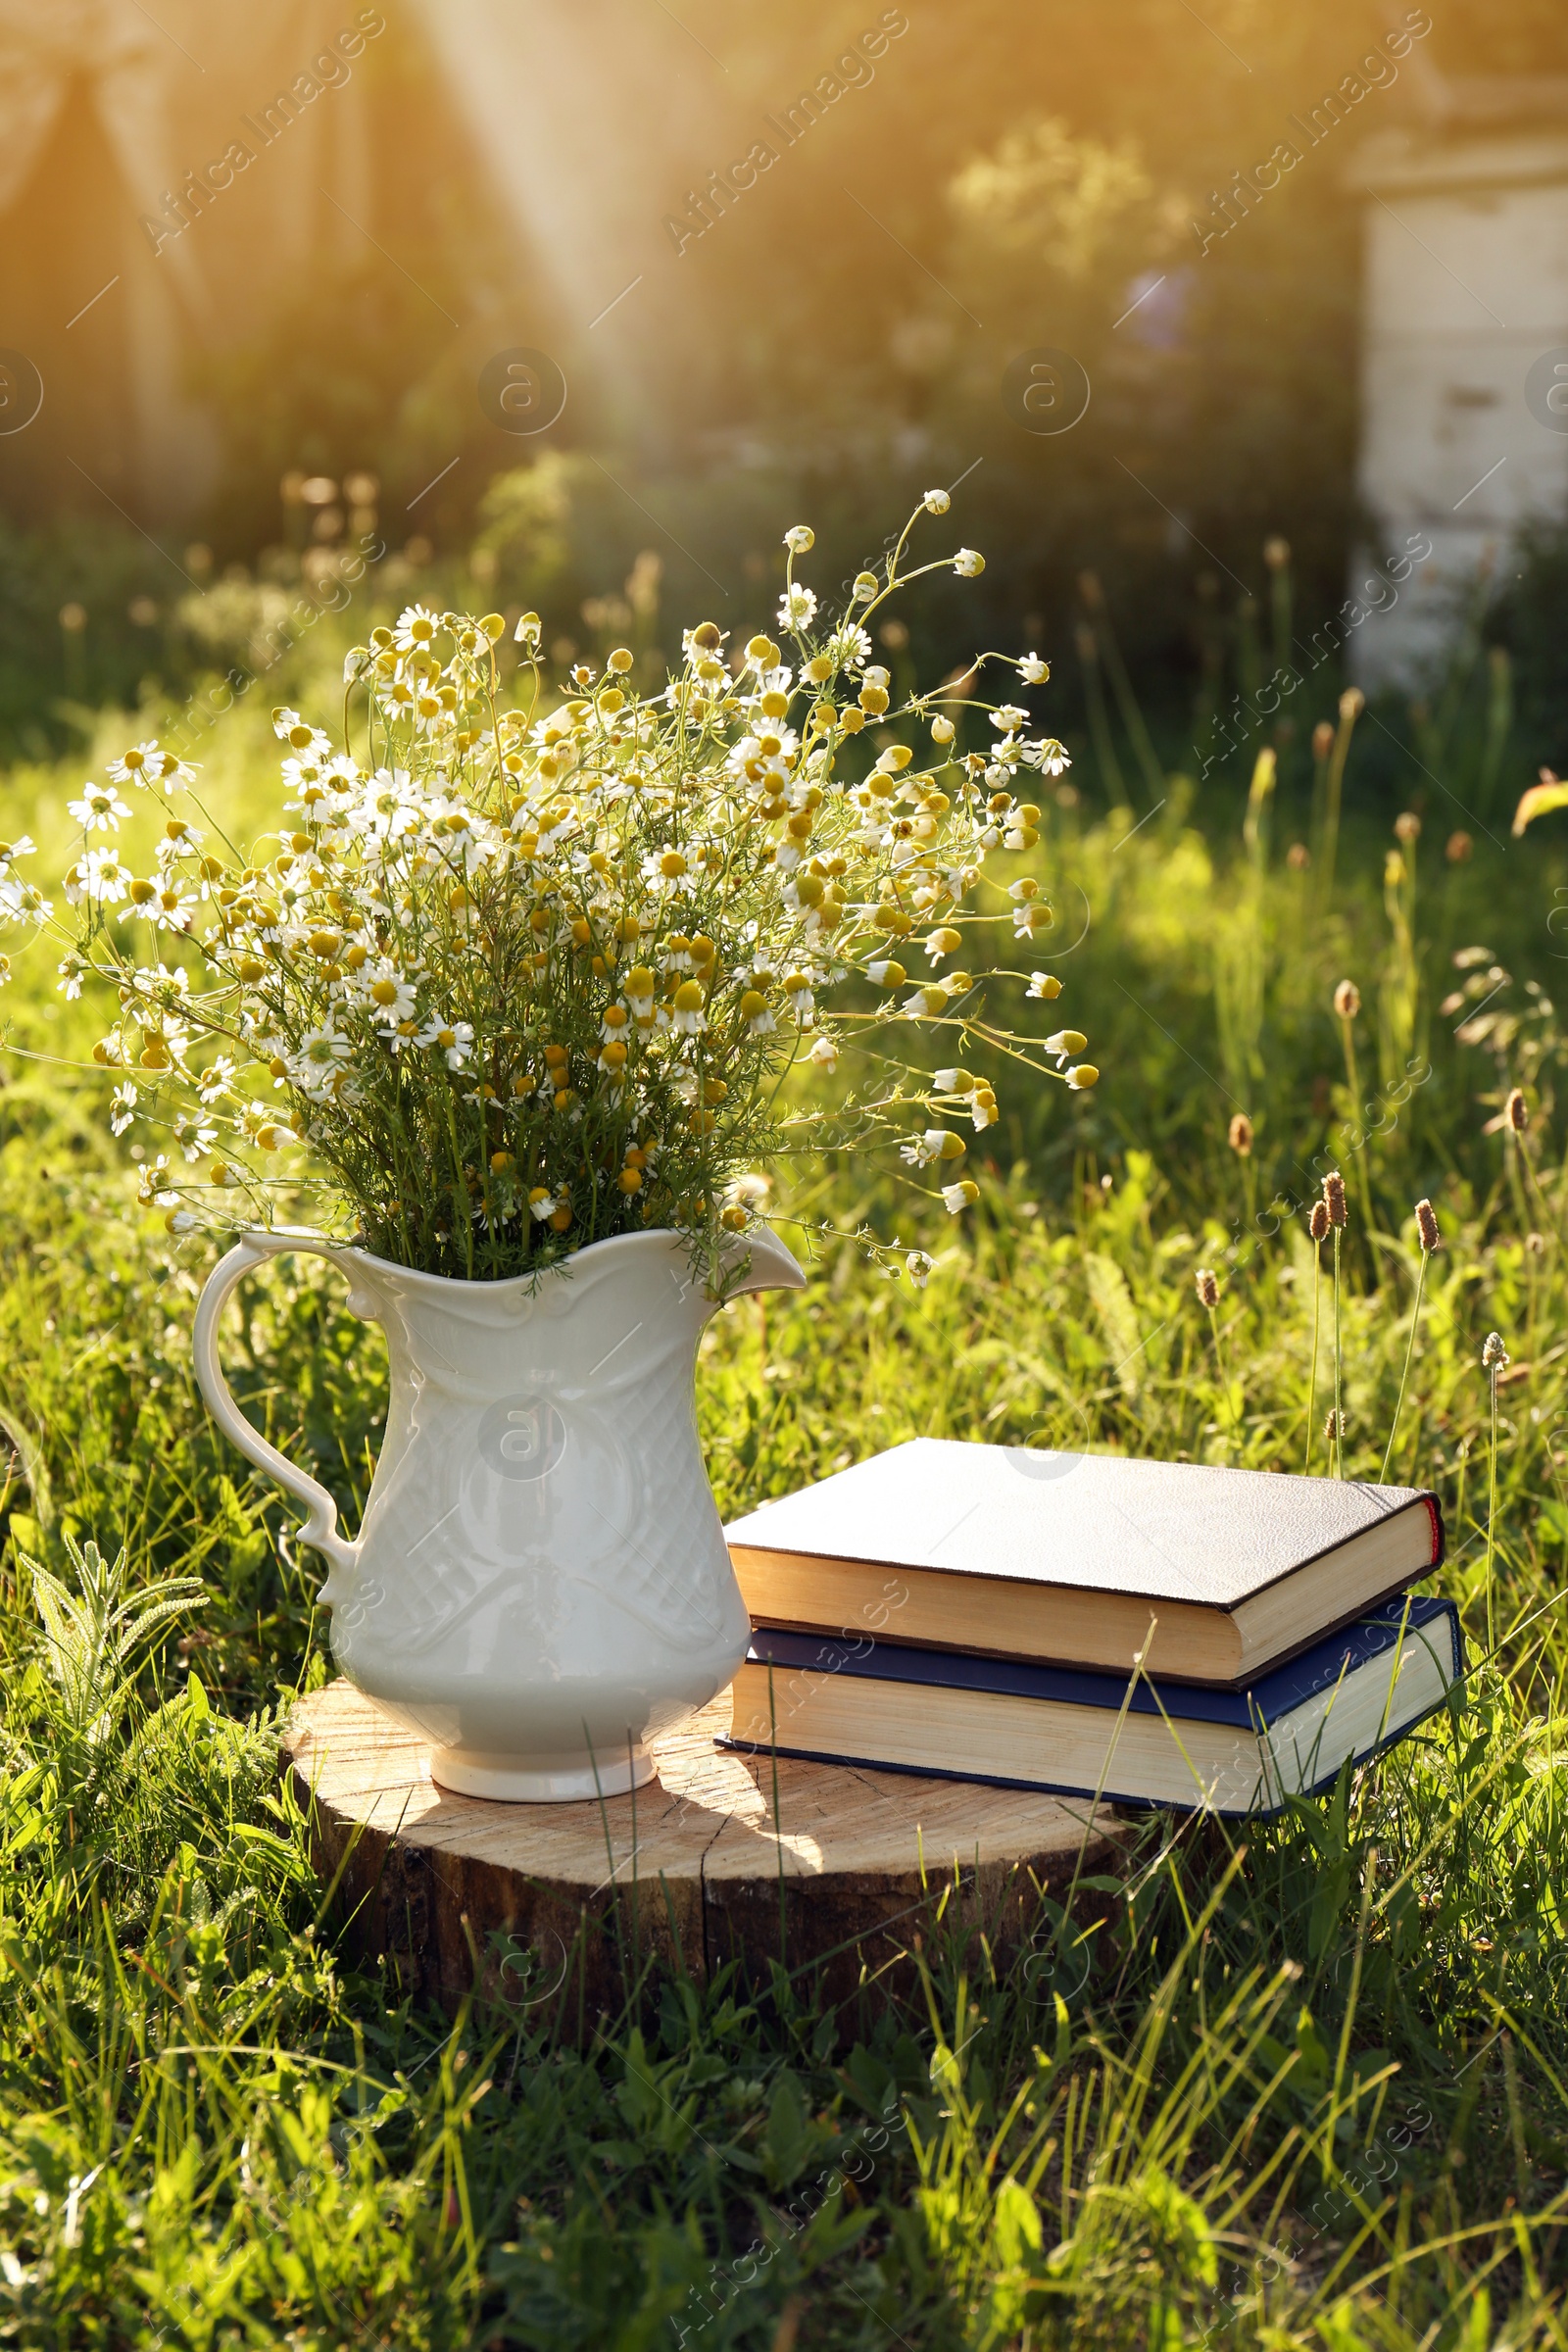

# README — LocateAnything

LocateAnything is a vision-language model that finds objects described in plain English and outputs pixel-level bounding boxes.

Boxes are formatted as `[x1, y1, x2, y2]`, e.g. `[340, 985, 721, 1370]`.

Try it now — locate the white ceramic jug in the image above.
[193, 1224, 804, 1800]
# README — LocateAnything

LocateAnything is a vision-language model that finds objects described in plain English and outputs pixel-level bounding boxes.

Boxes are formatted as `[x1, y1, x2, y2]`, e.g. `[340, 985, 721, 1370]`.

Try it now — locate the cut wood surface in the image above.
[283, 1680, 1126, 2023]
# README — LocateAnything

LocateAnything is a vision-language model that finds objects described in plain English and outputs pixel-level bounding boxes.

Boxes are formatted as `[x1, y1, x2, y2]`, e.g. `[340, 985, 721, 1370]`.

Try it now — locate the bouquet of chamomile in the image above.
[0, 493, 1096, 1282]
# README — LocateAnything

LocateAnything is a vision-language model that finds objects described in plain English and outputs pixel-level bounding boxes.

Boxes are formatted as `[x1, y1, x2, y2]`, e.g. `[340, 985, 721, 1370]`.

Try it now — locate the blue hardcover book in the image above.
[720, 1596, 1463, 1815]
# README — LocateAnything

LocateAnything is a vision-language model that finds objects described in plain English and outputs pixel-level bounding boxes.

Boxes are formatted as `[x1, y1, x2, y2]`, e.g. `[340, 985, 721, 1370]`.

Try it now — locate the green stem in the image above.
[1339, 1020, 1375, 1238]
[1319, 704, 1359, 906]
[1305, 1238, 1321, 1474]
[1487, 1367, 1498, 1654]
[1207, 1306, 1234, 1453]
[1381, 1247, 1428, 1484]
[1506, 1131, 1532, 1242]
[1332, 1228, 1345, 1478]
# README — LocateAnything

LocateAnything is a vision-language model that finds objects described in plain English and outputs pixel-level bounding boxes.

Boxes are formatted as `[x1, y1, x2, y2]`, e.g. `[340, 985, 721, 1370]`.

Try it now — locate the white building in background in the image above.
[1351, 75, 1568, 688]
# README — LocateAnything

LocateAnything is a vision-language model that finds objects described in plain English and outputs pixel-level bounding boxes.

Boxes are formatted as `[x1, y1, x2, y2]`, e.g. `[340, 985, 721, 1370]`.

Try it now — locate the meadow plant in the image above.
[1322, 1169, 1348, 1476]
[1304, 1199, 1329, 1474]
[1382, 1197, 1441, 1481]
[0, 499, 1099, 1282]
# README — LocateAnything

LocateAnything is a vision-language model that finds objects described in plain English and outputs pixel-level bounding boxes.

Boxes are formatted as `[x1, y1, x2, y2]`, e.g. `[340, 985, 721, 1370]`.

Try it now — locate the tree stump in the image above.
[283, 1680, 1126, 2029]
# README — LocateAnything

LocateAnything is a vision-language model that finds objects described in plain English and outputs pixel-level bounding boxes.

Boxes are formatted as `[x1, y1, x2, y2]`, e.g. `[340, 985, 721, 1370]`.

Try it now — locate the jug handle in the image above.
[191, 1229, 363, 1585]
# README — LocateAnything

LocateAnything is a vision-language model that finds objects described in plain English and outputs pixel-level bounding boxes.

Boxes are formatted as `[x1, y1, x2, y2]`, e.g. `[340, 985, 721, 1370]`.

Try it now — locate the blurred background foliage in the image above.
[3, 0, 1567, 769]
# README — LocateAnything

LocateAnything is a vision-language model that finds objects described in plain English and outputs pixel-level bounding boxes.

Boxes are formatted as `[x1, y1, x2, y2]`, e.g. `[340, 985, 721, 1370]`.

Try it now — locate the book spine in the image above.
[1424, 1494, 1446, 1569]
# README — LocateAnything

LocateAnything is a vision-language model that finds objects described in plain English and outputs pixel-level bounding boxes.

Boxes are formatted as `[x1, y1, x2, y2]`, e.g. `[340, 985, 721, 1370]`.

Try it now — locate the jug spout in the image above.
[716, 1224, 807, 1301]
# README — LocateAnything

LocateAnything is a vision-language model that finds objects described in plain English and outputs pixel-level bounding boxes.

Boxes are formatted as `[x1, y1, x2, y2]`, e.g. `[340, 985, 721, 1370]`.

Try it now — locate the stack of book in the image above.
[720, 1441, 1460, 1816]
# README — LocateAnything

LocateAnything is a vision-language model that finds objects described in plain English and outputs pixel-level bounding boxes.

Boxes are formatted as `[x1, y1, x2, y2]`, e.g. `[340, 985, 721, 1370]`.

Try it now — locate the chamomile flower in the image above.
[942, 1178, 980, 1212]
[1022, 738, 1071, 776]
[643, 847, 693, 896]
[1046, 1029, 1088, 1067]
[808, 1035, 838, 1073]
[953, 549, 985, 577]
[136, 1155, 175, 1206]
[784, 525, 815, 554]
[392, 605, 441, 655]
[825, 623, 872, 671]
[56, 954, 86, 999]
[1026, 971, 1062, 1000]
[417, 1016, 474, 1069]
[109, 1081, 138, 1136]
[992, 705, 1029, 736]
[293, 1025, 353, 1098]
[622, 966, 658, 1018]
[361, 962, 418, 1030]
[670, 980, 707, 1036]
[906, 1248, 935, 1286]
[64, 848, 129, 906]
[739, 989, 775, 1036]
[777, 584, 818, 631]
[1017, 652, 1051, 684]
[107, 740, 167, 790]
[171, 1111, 219, 1163]
[69, 784, 134, 833]
[922, 488, 951, 515]
[782, 971, 815, 1023]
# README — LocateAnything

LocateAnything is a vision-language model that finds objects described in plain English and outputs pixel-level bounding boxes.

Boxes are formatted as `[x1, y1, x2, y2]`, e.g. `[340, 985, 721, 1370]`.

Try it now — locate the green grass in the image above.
[3, 577, 1568, 2347]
